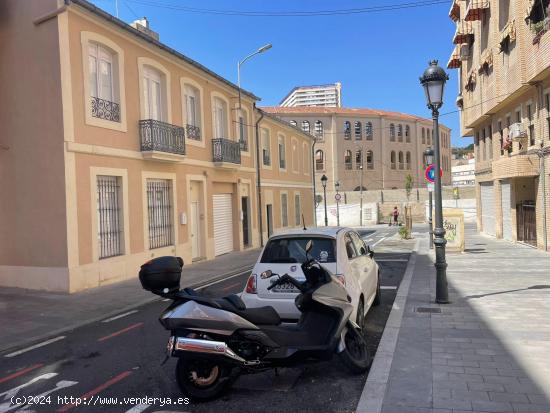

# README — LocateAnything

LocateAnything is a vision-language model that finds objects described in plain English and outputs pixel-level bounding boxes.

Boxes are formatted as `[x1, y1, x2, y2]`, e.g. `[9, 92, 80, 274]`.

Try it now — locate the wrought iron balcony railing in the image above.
[212, 138, 241, 164]
[140, 119, 185, 155]
[185, 124, 201, 141]
[91, 96, 121, 122]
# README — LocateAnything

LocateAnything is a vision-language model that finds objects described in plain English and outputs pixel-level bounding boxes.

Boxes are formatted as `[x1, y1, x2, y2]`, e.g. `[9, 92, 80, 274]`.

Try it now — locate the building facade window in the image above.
[527, 103, 535, 146]
[88, 42, 120, 122]
[355, 149, 362, 169]
[146, 179, 173, 249]
[365, 122, 373, 140]
[315, 149, 324, 171]
[390, 124, 395, 141]
[422, 128, 425, 144]
[344, 121, 351, 139]
[314, 120, 324, 140]
[391, 151, 396, 169]
[212, 97, 228, 139]
[238, 108, 249, 151]
[183, 83, 201, 140]
[292, 140, 300, 172]
[344, 150, 352, 170]
[398, 151, 404, 170]
[278, 135, 286, 170]
[405, 125, 410, 142]
[294, 194, 301, 226]
[546, 92, 550, 141]
[397, 124, 403, 142]
[290, 120, 297, 127]
[97, 175, 123, 259]
[406, 151, 411, 169]
[427, 129, 431, 145]
[143, 65, 167, 121]
[366, 150, 374, 169]
[262, 128, 271, 166]
[281, 193, 288, 227]
[355, 121, 362, 140]
[301, 120, 310, 134]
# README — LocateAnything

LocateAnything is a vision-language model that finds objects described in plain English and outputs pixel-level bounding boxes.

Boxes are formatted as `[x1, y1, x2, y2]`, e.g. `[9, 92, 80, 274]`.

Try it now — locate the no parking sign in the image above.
[424, 164, 443, 183]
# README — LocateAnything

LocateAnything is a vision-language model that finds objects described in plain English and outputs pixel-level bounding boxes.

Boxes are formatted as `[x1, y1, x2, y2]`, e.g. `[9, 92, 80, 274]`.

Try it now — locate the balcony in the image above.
[91, 96, 120, 122]
[464, 0, 489, 21]
[185, 124, 201, 141]
[212, 138, 241, 168]
[447, 45, 461, 69]
[453, 21, 474, 44]
[140, 119, 185, 162]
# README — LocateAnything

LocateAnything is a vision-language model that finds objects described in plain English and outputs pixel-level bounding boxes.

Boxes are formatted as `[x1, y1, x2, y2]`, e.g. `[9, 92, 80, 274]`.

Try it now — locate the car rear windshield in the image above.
[260, 237, 336, 264]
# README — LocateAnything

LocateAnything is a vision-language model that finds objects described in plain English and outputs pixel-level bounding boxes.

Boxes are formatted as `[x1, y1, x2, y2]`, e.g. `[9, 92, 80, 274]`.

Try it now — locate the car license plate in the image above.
[270, 281, 299, 293]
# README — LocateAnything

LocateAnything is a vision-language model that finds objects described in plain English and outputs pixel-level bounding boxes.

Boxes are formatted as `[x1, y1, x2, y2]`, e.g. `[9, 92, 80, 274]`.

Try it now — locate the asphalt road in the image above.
[0, 227, 407, 413]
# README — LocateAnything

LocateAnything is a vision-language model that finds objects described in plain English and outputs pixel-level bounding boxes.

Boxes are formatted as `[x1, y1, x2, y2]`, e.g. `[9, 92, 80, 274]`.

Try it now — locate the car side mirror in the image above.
[367, 246, 374, 258]
[260, 270, 274, 279]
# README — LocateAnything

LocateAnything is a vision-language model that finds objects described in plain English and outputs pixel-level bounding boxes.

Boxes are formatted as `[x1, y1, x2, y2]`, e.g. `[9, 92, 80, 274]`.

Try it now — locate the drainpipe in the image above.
[254, 107, 264, 247]
[312, 139, 317, 226]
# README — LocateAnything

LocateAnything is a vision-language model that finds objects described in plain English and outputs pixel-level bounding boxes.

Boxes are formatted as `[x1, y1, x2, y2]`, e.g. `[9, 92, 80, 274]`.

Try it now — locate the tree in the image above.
[405, 174, 413, 202]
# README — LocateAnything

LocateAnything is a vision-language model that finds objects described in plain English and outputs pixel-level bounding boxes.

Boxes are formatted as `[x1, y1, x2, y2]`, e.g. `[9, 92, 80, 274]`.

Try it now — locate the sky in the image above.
[91, 0, 472, 148]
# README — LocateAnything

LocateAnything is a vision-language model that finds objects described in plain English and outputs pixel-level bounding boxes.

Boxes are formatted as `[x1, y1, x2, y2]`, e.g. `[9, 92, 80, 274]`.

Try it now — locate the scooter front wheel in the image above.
[175, 357, 237, 401]
[339, 324, 371, 374]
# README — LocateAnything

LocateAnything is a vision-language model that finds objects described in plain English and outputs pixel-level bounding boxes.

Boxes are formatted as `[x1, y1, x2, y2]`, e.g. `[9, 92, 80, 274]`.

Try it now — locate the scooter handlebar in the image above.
[267, 273, 304, 292]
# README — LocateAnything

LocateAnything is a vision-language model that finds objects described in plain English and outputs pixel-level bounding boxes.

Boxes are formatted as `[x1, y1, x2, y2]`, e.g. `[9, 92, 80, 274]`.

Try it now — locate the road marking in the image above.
[101, 310, 138, 323]
[97, 323, 143, 342]
[4, 336, 66, 358]
[0, 373, 57, 400]
[380, 286, 398, 290]
[372, 236, 387, 247]
[125, 404, 150, 413]
[0, 364, 44, 384]
[57, 370, 132, 412]
[161, 298, 171, 302]
[195, 269, 251, 291]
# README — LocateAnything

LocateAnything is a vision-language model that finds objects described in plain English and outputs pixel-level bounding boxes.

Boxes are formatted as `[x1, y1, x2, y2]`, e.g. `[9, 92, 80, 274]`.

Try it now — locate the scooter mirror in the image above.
[305, 240, 313, 254]
[260, 270, 274, 279]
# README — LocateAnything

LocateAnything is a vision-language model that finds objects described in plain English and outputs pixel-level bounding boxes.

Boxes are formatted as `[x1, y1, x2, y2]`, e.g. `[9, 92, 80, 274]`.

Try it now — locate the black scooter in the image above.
[139, 241, 370, 400]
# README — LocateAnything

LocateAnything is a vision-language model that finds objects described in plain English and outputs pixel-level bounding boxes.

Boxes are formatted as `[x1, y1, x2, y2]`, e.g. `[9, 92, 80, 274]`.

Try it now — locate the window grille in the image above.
[147, 179, 173, 249]
[97, 176, 123, 259]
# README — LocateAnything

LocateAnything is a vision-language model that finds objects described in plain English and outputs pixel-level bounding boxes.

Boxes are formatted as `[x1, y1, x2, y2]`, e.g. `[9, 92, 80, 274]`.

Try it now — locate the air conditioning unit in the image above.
[509, 122, 526, 141]
[460, 44, 470, 60]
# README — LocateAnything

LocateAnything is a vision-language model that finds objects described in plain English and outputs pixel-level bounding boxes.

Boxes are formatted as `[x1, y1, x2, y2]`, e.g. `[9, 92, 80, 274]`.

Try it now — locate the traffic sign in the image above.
[335, 193, 342, 202]
[425, 164, 443, 183]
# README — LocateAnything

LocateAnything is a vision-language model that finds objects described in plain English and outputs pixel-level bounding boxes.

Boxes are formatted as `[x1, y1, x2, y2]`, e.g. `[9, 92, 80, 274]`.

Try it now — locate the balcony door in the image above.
[213, 97, 228, 139]
[143, 66, 164, 121]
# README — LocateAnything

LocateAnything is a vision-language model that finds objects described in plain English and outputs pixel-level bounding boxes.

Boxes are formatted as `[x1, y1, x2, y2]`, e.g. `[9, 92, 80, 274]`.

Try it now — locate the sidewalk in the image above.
[0, 248, 260, 353]
[358, 224, 550, 413]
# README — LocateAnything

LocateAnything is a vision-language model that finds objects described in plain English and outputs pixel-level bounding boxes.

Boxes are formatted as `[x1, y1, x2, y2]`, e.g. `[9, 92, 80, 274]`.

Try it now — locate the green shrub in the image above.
[399, 226, 410, 239]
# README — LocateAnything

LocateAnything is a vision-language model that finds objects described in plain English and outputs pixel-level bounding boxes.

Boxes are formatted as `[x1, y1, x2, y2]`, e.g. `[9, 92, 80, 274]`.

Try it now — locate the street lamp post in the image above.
[359, 165, 364, 226]
[321, 174, 328, 226]
[237, 43, 272, 109]
[420, 60, 449, 304]
[335, 181, 340, 226]
[424, 147, 435, 250]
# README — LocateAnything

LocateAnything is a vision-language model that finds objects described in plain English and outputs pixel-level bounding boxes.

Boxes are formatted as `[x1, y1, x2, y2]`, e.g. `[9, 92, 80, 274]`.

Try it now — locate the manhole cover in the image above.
[416, 307, 441, 313]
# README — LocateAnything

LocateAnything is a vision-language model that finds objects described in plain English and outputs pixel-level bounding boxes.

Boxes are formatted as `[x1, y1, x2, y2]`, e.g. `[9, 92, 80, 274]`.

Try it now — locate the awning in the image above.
[465, 0, 490, 21]
[499, 20, 517, 51]
[449, 0, 460, 21]
[447, 45, 461, 69]
[478, 48, 493, 73]
[453, 21, 474, 44]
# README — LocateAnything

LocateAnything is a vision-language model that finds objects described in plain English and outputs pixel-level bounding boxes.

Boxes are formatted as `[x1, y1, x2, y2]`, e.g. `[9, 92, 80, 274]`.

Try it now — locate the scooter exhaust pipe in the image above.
[170, 336, 248, 364]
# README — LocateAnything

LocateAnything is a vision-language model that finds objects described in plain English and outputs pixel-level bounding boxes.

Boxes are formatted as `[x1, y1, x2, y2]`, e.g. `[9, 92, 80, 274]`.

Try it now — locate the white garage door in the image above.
[501, 180, 512, 241]
[213, 194, 234, 256]
[480, 183, 496, 237]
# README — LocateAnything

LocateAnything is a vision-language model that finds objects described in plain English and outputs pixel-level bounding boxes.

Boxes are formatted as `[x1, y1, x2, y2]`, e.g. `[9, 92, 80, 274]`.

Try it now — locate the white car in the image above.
[241, 227, 381, 328]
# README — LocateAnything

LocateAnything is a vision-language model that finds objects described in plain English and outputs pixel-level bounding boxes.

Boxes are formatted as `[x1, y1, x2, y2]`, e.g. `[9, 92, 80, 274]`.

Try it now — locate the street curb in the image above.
[355, 239, 419, 413]
[0, 265, 254, 356]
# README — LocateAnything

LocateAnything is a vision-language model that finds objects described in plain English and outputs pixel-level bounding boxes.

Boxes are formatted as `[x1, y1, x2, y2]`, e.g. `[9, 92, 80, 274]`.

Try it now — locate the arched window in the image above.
[344, 150, 352, 170]
[390, 151, 396, 169]
[290, 120, 297, 127]
[422, 128, 425, 144]
[405, 125, 410, 143]
[365, 122, 373, 140]
[314, 120, 324, 140]
[354, 121, 362, 140]
[355, 149, 362, 169]
[406, 151, 411, 169]
[212, 96, 228, 138]
[366, 150, 374, 170]
[427, 129, 432, 145]
[398, 124, 403, 142]
[301, 120, 310, 134]
[398, 151, 404, 170]
[390, 124, 395, 141]
[315, 149, 324, 171]
[344, 121, 351, 139]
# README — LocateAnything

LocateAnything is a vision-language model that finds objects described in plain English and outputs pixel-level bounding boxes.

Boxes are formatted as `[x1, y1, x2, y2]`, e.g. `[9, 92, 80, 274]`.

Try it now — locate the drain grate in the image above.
[416, 307, 441, 313]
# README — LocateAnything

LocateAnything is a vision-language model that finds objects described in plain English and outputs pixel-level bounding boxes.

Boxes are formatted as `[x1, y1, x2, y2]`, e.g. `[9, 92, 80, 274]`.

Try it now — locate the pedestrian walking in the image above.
[393, 206, 399, 226]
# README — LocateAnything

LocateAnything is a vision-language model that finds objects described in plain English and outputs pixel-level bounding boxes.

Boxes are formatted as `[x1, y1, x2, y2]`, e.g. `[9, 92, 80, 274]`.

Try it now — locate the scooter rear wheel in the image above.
[339, 325, 371, 374]
[175, 358, 237, 401]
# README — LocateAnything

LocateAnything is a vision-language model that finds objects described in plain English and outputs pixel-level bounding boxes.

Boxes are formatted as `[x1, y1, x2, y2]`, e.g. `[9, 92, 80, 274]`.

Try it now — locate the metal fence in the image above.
[212, 138, 241, 164]
[147, 179, 173, 249]
[97, 175, 123, 259]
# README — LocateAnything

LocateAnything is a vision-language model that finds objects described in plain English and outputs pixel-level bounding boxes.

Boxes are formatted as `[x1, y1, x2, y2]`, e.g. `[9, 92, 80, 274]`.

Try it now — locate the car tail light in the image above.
[245, 274, 257, 294]
[336, 275, 346, 287]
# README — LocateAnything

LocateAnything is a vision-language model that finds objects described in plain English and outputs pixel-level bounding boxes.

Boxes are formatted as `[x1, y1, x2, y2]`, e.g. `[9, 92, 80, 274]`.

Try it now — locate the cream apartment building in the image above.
[0, 0, 314, 292]
[262, 107, 452, 192]
[448, 0, 550, 249]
